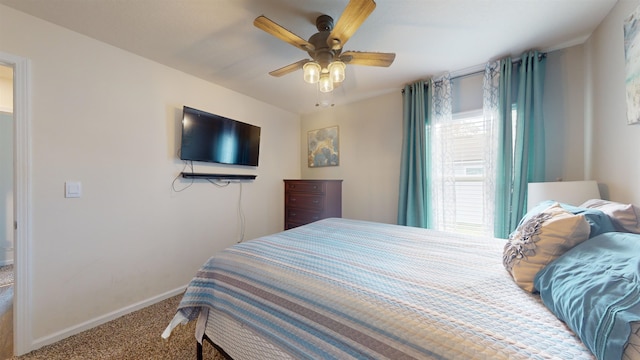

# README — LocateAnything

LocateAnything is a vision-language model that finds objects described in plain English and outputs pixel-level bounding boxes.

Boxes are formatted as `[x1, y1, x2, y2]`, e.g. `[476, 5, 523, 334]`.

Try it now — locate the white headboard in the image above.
[527, 180, 601, 211]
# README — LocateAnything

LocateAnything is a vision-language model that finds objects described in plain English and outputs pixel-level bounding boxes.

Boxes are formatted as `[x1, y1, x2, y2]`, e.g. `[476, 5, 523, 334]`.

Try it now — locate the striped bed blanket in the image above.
[165, 218, 594, 359]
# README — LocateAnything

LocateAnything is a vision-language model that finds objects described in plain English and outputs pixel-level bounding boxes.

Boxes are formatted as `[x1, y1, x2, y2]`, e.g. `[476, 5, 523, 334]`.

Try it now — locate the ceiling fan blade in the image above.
[340, 51, 395, 67]
[328, 0, 376, 50]
[254, 15, 315, 52]
[269, 59, 309, 77]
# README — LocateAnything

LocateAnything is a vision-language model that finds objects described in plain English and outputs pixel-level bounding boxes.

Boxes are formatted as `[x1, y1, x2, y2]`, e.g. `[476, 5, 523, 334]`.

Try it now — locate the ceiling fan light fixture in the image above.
[328, 61, 346, 83]
[303, 61, 321, 84]
[255, 2, 396, 104]
[318, 73, 334, 93]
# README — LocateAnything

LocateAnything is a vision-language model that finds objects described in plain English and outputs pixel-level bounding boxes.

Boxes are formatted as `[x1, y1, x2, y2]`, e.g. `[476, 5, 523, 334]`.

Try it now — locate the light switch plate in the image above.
[65, 181, 82, 198]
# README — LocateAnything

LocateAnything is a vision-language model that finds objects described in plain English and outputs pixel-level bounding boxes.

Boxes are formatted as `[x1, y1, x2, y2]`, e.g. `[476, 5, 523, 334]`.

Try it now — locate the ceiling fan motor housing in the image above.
[309, 15, 340, 70]
[315, 15, 334, 32]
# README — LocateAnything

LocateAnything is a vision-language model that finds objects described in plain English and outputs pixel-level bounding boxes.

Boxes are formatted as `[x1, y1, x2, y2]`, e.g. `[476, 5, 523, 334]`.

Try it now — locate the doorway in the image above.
[0, 51, 32, 358]
[0, 64, 14, 359]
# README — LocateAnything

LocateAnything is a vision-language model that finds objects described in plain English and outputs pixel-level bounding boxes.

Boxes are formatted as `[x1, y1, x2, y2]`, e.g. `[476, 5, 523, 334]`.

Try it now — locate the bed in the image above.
[163, 203, 640, 359]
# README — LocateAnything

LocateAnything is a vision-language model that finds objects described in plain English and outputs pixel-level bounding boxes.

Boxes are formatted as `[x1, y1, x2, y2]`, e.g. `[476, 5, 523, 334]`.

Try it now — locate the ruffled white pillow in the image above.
[503, 203, 590, 292]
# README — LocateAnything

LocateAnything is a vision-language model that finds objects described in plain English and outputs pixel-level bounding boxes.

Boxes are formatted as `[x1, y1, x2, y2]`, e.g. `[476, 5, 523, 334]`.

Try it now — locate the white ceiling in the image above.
[1, 0, 618, 114]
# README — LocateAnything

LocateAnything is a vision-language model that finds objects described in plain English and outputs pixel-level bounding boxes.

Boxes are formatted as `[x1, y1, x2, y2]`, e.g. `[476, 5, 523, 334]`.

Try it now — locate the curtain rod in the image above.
[402, 52, 547, 92]
[451, 52, 547, 80]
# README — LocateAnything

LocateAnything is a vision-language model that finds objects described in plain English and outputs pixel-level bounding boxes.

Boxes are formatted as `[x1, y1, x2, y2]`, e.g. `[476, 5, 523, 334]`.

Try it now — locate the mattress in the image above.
[205, 309, 640, 360]
[205, 307, 293, 359]
[168, 218, 639, 359]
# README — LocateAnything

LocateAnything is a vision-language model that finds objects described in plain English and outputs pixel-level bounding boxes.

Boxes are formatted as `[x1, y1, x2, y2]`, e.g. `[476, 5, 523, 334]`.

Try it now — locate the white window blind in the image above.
[432, 107, 517, 236]
[435, 109, 487, 235]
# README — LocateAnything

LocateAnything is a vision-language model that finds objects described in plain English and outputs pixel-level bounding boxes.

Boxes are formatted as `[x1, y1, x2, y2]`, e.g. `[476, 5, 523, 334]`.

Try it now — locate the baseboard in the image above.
[0, 247, 13, 267]
[30, 285, 187, 352]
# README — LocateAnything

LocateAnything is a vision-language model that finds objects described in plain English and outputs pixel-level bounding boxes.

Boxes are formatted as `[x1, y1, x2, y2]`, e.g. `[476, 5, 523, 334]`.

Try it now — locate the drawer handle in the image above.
[291, 212, 297, 217]
[312, 200, 320, 204]
[291, 197, 297, 202]
[312, 185, 318, 190]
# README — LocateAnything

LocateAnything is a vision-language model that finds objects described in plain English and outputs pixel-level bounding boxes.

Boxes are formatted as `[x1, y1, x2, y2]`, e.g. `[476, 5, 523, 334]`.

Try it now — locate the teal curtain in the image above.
[398, 80, 431, 227]
[494, 51, 547, 238]
[494, 58, 514, 238]
[510, 51, 546, 227]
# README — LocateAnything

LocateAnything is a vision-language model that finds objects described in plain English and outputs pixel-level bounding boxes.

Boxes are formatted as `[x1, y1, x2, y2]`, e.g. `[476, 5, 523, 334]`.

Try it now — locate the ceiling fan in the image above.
[253, 0, 395, 93]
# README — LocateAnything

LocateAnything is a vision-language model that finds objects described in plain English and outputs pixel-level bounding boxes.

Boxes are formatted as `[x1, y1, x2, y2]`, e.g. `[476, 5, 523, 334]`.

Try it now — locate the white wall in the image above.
[452, 73, 483, 113]
[586, 0, 640, 204]
[544, 45, 590, 182]
[300, 93, 402, 224]
[0, 4, 300, 348]
[0, 67, 11, 111]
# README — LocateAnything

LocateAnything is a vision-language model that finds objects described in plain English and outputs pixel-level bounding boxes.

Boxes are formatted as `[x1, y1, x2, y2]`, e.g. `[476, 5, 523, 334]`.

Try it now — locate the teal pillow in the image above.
[534, 232, 640, 359]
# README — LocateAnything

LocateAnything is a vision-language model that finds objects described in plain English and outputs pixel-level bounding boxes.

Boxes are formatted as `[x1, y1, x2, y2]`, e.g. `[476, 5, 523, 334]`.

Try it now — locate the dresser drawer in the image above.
[285, 181, 325, 194]
[283, 179, 342, 230]
[286, 208, 323, 224]
[285, 193, 325, 210]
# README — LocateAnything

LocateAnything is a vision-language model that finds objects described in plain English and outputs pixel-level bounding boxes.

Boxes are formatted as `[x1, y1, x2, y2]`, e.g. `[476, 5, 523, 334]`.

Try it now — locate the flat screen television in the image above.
[179, 106, 261, 166]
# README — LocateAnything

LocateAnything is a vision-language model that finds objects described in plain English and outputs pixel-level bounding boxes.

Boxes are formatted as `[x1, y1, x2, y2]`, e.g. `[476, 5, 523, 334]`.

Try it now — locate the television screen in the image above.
[179, 106, 261, 166]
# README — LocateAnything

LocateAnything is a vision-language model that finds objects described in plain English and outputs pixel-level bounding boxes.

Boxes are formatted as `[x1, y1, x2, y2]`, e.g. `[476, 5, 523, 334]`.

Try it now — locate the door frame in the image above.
[0, 51, 33, 356]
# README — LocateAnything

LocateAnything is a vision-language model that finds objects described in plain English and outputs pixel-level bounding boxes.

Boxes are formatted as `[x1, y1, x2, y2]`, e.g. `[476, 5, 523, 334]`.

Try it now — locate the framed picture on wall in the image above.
[624, 4, 640, 125]
[307, 126, 339, 167]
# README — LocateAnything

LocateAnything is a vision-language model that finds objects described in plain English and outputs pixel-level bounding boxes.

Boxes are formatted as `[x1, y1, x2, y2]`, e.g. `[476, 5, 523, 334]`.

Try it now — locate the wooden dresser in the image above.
[284, 179, 343, 230]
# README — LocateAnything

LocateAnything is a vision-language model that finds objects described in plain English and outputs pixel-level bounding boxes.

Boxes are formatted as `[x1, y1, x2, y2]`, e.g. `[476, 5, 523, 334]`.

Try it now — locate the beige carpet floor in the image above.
[0, 287, 12, 360]
[0, 265, 12, 288]
[9, 295, 224, 360]
[0, 264, 15, 360]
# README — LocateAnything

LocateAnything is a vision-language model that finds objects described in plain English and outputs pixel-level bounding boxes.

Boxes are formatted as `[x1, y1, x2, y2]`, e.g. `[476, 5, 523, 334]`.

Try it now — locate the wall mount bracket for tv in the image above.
[181, 172, 257, 180]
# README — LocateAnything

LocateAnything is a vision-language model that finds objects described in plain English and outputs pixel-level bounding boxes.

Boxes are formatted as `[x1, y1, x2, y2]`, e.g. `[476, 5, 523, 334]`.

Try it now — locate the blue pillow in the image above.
[534, 232, 640, 359]
[520, 200, 616, 238]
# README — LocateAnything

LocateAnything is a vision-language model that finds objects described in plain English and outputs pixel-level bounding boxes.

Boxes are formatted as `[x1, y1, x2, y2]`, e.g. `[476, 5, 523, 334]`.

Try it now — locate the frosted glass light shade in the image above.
[318, 73, 333, 93]
[316, 88, 334, 107]
[328, 61, 346, 83]
[303, 62, 321, 84]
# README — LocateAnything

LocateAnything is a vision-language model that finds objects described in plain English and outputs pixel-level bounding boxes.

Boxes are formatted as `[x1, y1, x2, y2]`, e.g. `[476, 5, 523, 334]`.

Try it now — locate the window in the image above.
[431, 106, 517, 237]
[434, 109, 487, 235]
